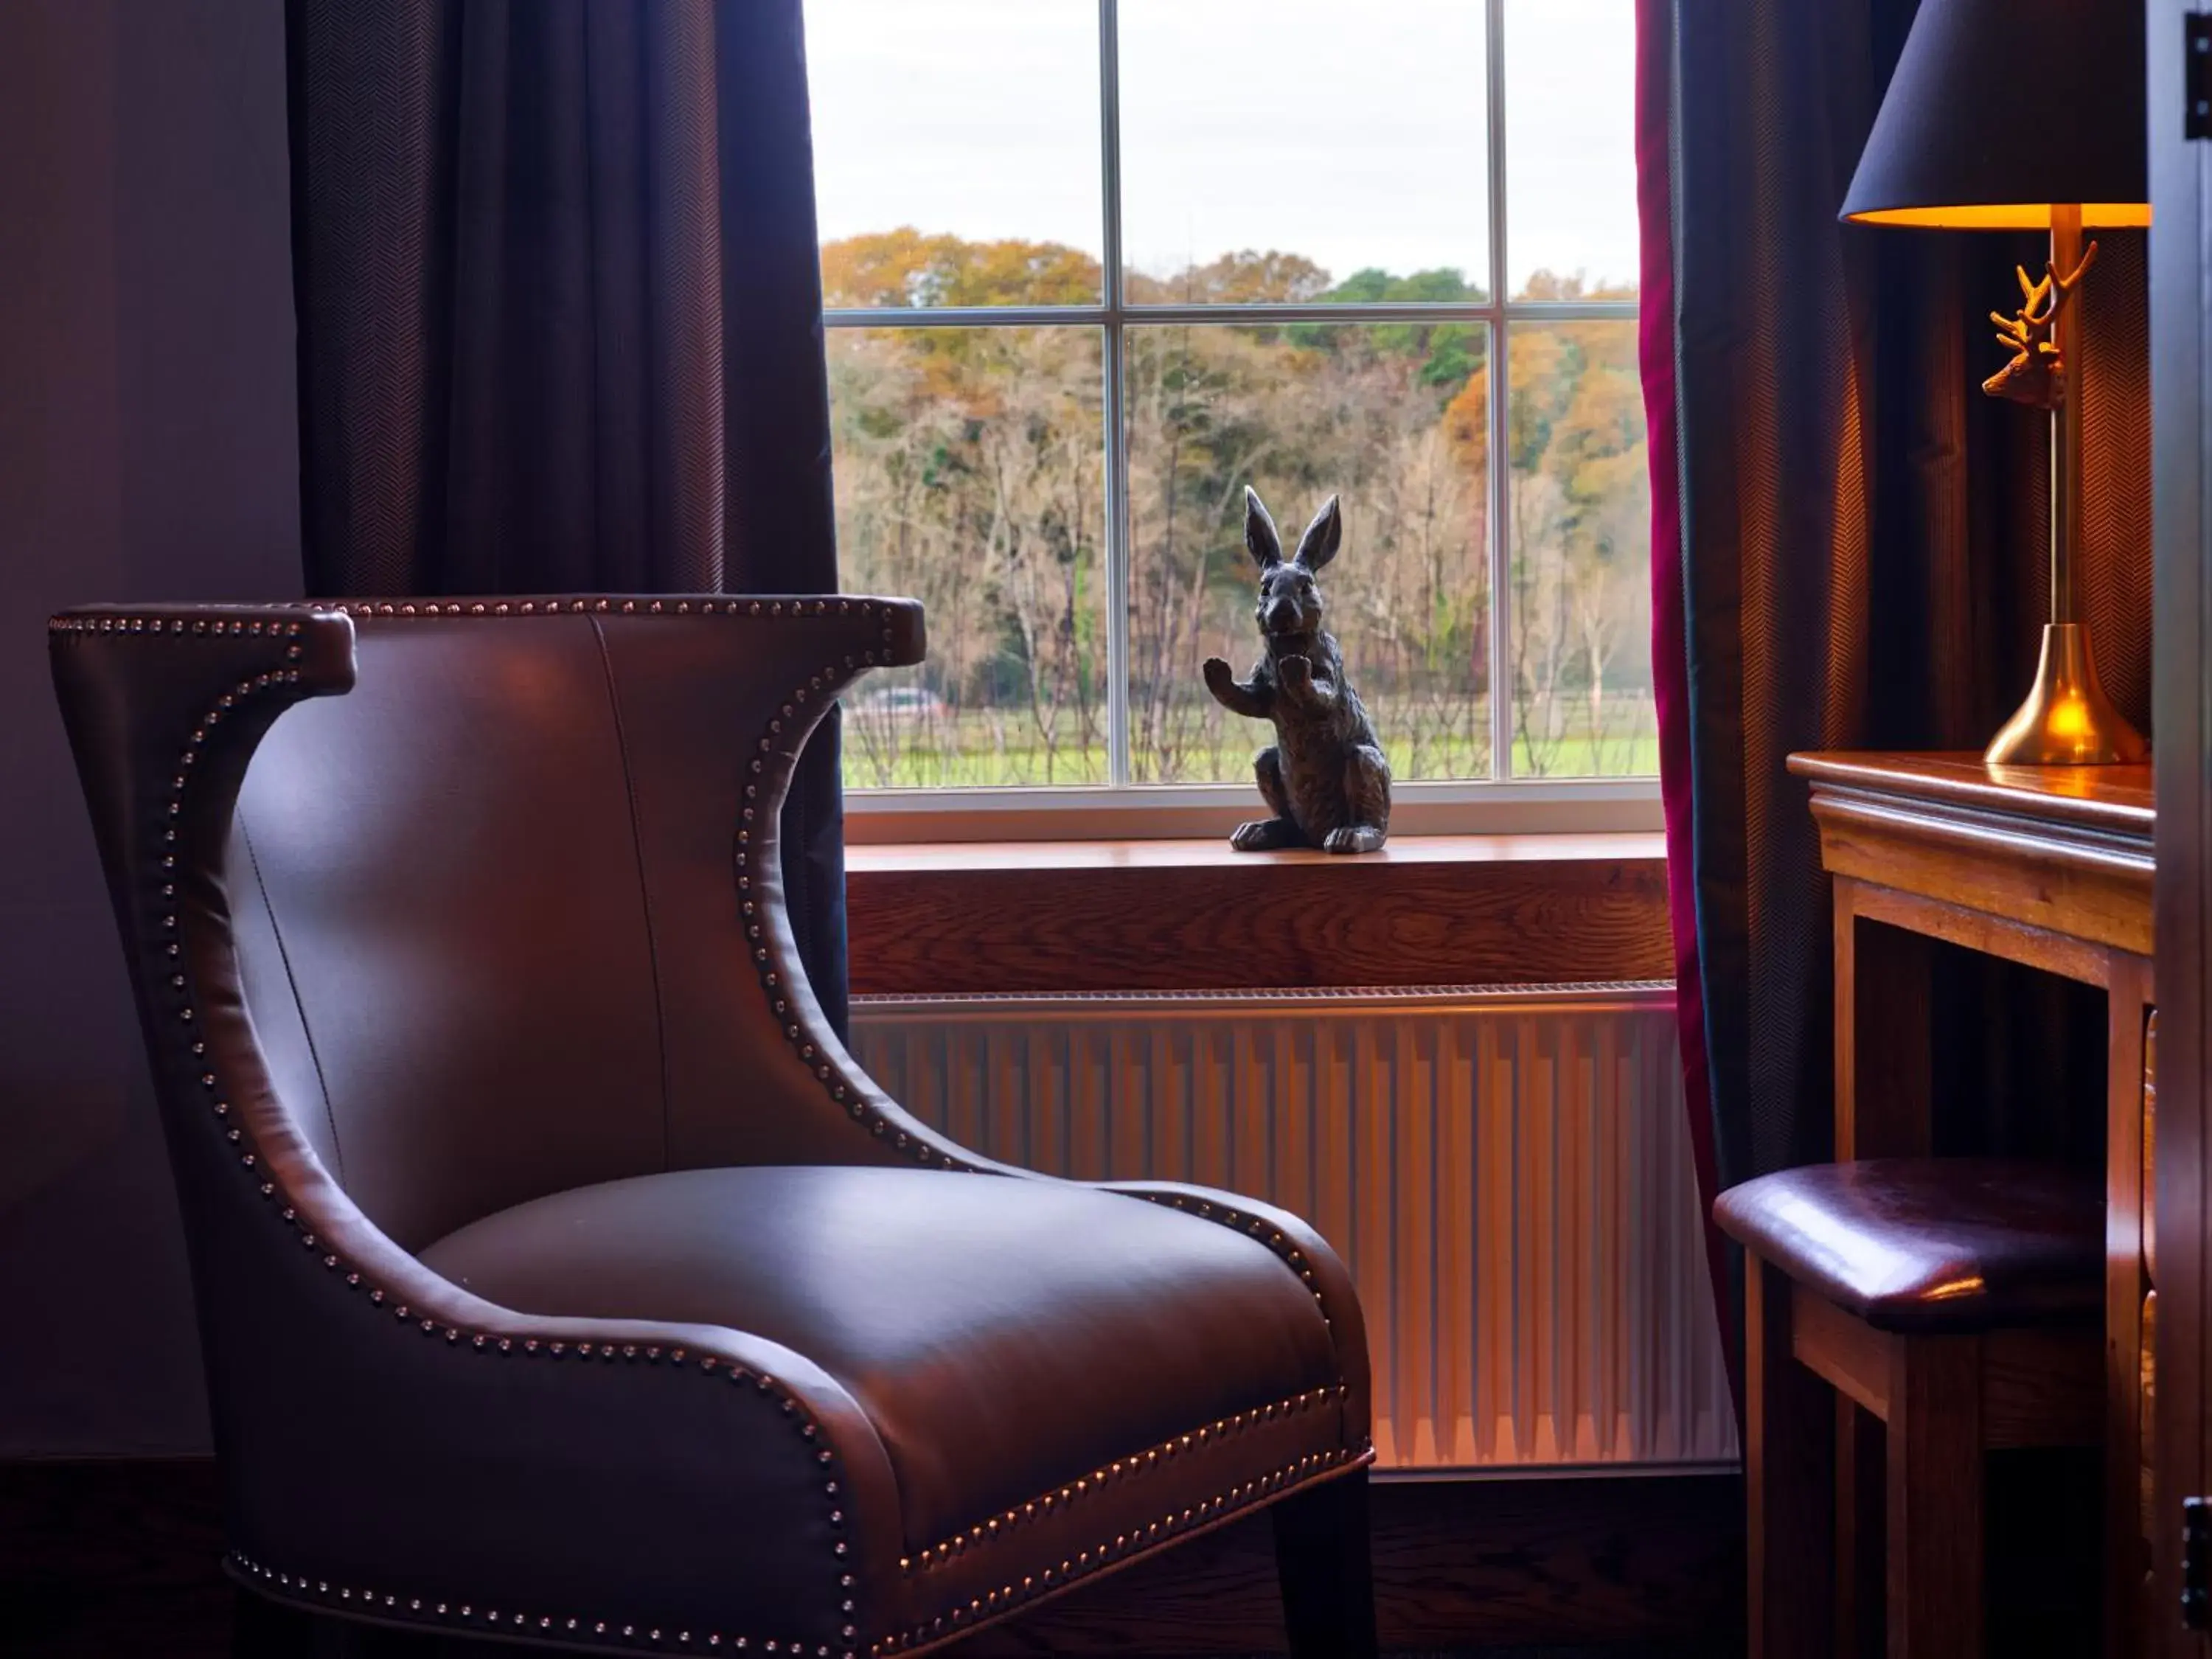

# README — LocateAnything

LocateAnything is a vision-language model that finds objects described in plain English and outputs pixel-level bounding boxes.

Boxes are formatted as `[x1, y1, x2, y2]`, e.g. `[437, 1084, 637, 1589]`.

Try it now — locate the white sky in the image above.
[803, 0, 1641, 299]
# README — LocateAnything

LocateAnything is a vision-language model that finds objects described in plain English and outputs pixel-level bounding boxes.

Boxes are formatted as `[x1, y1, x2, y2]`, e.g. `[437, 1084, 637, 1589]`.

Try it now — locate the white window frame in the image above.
[827, 0, 1658, 841]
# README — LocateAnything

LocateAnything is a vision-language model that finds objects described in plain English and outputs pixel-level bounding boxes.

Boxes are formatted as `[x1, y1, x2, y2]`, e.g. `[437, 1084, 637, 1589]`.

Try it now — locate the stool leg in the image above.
[1886, 1335, 1982, 1658]
[1747, 1254, 1834, 1658]
[1837, 1396, 1885, 1659]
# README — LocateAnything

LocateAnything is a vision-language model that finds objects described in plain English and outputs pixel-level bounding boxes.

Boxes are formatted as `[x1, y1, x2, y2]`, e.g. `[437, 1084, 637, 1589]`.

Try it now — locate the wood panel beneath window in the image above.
[846, 834, 1671, 995]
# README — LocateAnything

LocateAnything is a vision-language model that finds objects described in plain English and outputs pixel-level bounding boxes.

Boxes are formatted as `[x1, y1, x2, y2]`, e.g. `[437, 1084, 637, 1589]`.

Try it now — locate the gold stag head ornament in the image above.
[1982, 241, 2097, 409]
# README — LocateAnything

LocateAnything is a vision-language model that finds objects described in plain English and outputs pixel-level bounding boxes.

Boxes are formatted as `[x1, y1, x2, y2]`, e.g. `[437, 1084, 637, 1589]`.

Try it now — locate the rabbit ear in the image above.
[1243, 487, 1284, 568]
[1295, 495, 1343, 571]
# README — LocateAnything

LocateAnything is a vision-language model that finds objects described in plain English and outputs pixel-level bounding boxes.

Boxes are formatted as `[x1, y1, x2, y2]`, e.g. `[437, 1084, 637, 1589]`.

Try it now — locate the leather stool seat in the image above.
[1714, 1158, 2102, 1333]
[1720, 1156, 2108, 1656]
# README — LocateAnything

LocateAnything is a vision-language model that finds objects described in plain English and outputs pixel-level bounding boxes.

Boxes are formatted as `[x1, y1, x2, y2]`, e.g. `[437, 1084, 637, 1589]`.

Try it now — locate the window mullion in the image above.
[1485, 0, 1513, 782]
[1098, 0, 1131, 789]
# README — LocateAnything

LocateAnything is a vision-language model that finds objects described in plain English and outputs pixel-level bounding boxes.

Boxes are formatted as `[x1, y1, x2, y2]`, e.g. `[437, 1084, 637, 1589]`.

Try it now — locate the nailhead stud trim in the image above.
[723, 603, 989, 1177]
[900, 1383, 1350, 1572]
[228, 1553, 851, 1659]
[274, 592, 873, 636]
[1131, 1192, 1338, 1327]
[79, 604, 861, 1658]
[867, 1442, 1371, 1655]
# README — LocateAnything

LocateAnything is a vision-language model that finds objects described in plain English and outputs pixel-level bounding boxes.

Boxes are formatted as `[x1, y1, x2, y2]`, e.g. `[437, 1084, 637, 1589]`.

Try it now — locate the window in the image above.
[806, 0, 1649, 818]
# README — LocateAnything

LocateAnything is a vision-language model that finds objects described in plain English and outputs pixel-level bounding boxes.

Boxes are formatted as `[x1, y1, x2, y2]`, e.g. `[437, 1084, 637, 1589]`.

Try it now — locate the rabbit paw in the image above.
[1230, 817, 1297, 852]
[1322, 825, 1385, 855]
[1277, 654, 1334, 706]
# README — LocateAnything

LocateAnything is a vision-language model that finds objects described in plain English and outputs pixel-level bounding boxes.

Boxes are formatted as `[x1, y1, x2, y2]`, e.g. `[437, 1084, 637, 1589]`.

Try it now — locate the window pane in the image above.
[806, 1, 1102, 307]
[1127, 322, 1492, 785]
[1119, 1, 1489, 305]
[829, 327, 1108, 786]
[1504, 319, 1652, 777]
[1503, 0, 1638, 300]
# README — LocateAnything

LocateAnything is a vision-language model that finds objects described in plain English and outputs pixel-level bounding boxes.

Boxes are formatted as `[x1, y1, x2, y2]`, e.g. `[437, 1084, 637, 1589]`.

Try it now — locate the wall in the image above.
[0, 0, 298, 1455]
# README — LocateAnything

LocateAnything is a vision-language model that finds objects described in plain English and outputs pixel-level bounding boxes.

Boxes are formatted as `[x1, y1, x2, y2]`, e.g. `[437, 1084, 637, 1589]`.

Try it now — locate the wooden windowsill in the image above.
[846, 832, 1672, 997]
[847, 830, 1665, 874]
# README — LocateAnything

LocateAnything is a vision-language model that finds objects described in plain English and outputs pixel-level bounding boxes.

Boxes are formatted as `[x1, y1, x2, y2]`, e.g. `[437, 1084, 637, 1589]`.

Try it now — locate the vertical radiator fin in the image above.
[851, 987, 1737, 1470]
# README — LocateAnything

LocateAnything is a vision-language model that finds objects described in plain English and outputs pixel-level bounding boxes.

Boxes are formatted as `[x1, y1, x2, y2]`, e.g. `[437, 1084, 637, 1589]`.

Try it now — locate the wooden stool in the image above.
[1715, 1159, 2104, 1658]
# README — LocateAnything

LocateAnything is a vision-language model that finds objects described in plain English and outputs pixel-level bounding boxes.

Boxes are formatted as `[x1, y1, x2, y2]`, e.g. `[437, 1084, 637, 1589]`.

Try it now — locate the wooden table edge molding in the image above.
[1789, 750, 2154, 838]
[1792, 749, 2154, 1659]
[844, 832, 1672, 997]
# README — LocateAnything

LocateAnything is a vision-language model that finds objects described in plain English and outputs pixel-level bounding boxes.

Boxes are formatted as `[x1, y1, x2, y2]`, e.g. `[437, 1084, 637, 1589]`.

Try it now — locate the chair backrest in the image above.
[55, 598, 924, 1251]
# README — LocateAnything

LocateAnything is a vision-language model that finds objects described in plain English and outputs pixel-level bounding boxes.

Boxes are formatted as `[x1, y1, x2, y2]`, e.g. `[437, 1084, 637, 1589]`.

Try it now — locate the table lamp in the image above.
[1841, 0, 2148, 765]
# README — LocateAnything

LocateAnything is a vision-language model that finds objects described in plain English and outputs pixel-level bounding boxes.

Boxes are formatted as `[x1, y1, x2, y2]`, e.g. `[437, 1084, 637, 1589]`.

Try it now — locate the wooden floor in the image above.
[5, 1459, 1742, 1658]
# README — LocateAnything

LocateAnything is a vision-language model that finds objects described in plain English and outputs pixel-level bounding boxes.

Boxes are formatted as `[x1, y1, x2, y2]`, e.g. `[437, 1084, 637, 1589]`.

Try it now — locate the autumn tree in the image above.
[821, 232, 1649, 787]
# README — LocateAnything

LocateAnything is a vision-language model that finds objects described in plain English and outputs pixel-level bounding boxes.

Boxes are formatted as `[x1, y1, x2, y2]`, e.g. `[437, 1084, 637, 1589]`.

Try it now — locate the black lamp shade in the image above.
[1840, 0, 2146, 228]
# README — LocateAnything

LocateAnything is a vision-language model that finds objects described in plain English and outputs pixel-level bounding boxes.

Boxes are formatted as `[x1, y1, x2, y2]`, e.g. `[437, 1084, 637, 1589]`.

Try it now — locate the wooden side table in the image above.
[1790, 751, 2154, 1656]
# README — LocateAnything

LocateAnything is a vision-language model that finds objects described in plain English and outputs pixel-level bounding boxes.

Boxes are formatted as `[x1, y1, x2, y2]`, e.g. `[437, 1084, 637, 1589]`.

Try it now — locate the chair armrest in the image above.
[51, 605, 359, 928]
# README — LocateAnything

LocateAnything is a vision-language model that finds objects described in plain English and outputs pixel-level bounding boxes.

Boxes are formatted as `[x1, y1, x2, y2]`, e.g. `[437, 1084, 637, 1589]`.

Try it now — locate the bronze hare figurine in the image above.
[1203, 487, 1392, 854]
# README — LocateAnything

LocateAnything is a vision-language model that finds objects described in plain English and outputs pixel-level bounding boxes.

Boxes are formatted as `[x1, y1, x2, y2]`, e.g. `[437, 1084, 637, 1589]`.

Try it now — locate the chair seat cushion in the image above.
[419, 1166, 1341, 1548]
[1711, 1158, 2102, 1332]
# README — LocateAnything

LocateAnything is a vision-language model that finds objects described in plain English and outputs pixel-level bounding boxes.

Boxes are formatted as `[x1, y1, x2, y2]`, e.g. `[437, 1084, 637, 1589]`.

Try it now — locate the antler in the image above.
[2053, 240, 2098, 299]
[1982, 241, 2098, 409]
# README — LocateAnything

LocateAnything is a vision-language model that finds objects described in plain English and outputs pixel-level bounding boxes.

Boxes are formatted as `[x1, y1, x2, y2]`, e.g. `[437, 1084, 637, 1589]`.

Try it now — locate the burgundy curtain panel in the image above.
[285, 0, 853, 1033]
[1640, 0, 2149, 1339]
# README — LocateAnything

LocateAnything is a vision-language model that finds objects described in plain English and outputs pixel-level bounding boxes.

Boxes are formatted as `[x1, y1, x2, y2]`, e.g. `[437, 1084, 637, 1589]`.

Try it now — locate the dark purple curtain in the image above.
[1649, 0, 2148, 1204]
[1637, 0, 1731, 1386]
[285, 0, 852, 1033]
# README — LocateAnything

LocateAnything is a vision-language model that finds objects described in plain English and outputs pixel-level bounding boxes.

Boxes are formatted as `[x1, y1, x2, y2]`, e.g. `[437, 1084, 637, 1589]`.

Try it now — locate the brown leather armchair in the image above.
[49, 598, 1376, 1659]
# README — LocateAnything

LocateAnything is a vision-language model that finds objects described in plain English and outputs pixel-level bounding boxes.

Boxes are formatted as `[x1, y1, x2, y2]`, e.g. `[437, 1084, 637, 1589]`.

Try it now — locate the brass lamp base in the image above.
[1983, 622, 2146, 766]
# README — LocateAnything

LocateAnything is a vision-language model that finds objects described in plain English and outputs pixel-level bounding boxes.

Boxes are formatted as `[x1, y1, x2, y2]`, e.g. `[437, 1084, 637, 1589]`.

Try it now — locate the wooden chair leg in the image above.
[1272, 1466, 1379, 1659]
[1887, 1335, 1983, 1659]
[1747, 1254, 1835, 1659]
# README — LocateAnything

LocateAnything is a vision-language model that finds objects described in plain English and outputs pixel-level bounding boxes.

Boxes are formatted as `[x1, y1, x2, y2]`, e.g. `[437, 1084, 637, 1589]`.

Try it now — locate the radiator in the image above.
[849, 984, 1737, 1472]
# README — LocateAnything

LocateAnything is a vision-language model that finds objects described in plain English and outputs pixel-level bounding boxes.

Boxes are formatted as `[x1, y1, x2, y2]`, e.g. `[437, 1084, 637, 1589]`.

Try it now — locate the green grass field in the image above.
[842, 698, 1658, 791]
